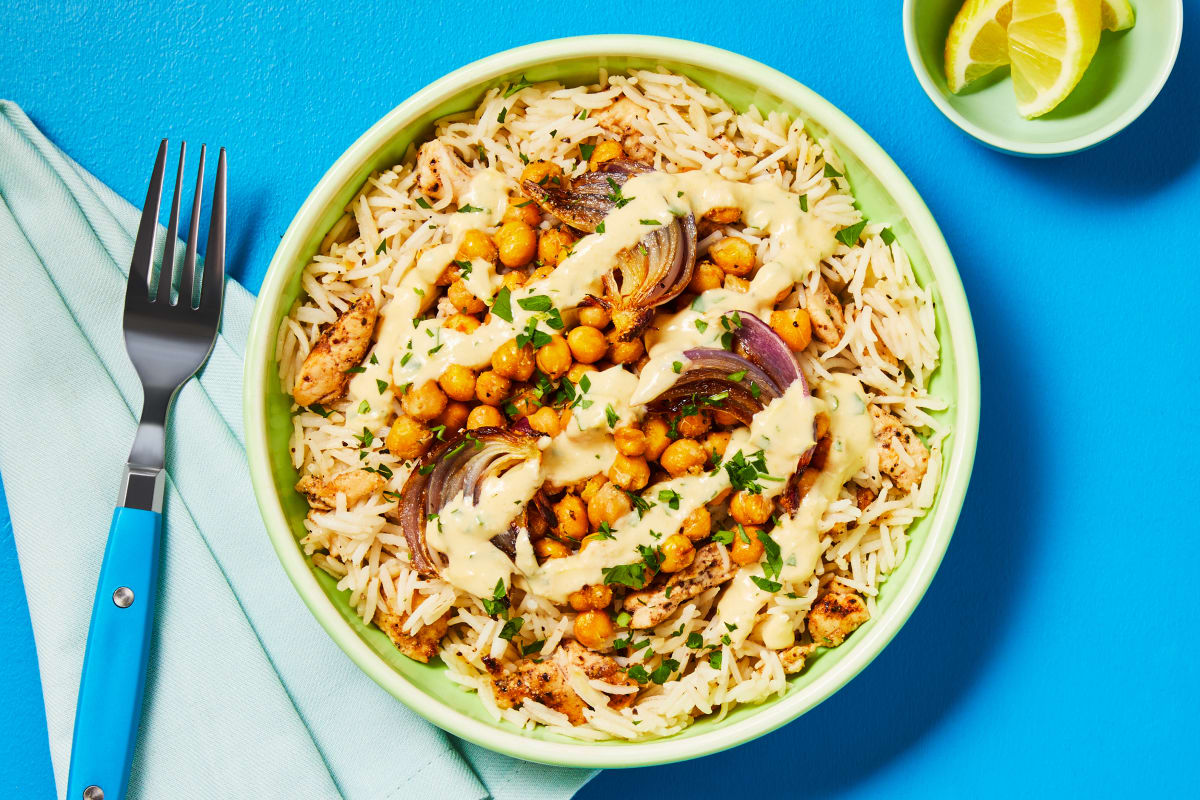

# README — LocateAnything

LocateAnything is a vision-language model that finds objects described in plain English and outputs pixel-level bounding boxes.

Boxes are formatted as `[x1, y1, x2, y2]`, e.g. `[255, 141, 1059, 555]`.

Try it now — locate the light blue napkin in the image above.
[0, 101, 597, 800]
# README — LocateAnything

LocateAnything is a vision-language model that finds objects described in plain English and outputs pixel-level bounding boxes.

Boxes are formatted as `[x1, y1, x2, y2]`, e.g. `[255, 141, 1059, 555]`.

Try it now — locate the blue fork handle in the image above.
[66, 507, 162, 800]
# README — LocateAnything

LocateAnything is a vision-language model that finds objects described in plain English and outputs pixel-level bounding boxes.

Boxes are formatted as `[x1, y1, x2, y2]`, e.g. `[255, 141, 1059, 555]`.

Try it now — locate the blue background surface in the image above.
[3, 1, 1198, 797]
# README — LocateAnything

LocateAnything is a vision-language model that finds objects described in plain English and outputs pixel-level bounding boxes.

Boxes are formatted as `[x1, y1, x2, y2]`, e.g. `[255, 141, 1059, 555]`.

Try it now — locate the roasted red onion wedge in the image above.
[523, 159, 697, 341]
[648, 313, 817, 497]
[396, 426, 541, 575]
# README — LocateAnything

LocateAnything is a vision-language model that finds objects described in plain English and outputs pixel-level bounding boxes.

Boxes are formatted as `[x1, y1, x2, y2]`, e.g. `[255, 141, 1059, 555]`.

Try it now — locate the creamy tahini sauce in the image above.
[424, 456, 543, 597]
[717, 373, 874, 645]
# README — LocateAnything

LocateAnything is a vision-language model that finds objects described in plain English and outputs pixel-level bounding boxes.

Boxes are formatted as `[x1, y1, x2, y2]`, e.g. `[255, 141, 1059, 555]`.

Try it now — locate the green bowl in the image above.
[243, 35, 981, 768]
[904, 0, 1183, 156]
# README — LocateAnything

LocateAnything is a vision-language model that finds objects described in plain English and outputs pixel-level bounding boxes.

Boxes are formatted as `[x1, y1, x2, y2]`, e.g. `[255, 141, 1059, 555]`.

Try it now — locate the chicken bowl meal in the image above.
[277, 66, 946, 741]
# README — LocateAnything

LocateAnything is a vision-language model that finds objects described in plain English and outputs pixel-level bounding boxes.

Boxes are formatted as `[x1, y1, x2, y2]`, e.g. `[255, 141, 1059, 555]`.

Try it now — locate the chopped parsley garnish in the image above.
[626, 664, 651, 684]
[382, 490, 401, 502]
[415, 197, 432, 209]
[637, 544, 663, 573]
[686, 632, 704, 649]
[521, 640, 545, 656]
[518, 151, 530, 165]
[515, 316, 552, 349]
[750, 575, 782, 593]
[650, 659, 680, 684]
[758, 528, 782, 580]
[498, 617, 524, 641]
[672, 361, 683, 374]
[605, 404, 619, 429]
[496, 107, 507, 123]
[344, 365, 367, 374]
[480, 578, 509, 616]
[605, 177, 634, 209]
[579, 143, 595, 162]
[723, 449, 776, 495]
[306, 404, 331, 418]
[709, 651, 723, 669]
[517, 294, 552, 312]
[798, 193, 808, 212]
[639, 219, 661, 226]
[615, 611, 631, 628]
[728, 369, 747, 382]
[430, 424, 447, 441]
[375, 240, 387, 254]
[456, 204, 484, 214]
[881, 227, 896, 245]
[453, 259, 473, 279]
[658, 489, 681, 509]
[353, 427, 374, 447]
[417, 464, 435, 475]
[823, 162, 844, 178]
[602, 562, 647, 589]
[626, 490, 654, 518]
[398, 351, 412, 367]
[504, 75, 533, 97]
[357, 400, 370, 414]
[712, 529, 734, 545]
[595, 221, 606, 234]
[694, 319, 709, 334]
[491, 286, 513, 322]
[836, 220, 867, 247]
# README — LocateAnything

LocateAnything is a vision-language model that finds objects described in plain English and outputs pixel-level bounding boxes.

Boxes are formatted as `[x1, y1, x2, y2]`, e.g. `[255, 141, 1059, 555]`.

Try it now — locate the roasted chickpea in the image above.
[729, 525, 765, 565]
[642, 417, 671, 461]
[520, 159, 564, 188]
[577, 305, 611, 329]
[680, 506, 711, 542]
[506, 389, 539, 419]
[568, 583, 613, 612]
[703, 430, 732, 462]
[527, 405, 561, 437]
[400, 380, 447, 422]
[535, 335, 572, 379]
[435, 262, 457, 286]
[660, 438, 707, 477]
[613, 426, 646, 457]
[444, 313, 481, 334]
[535, 537, 571, 560]
[814, 411, 830, 442]
[493, 220, 537, 268]
[770, 308, 812, 352]
[703, 206, 742, 225]
[724, 275, 750, 293]
[467, 404, 505, 429]
[608, 454, 650, 491]
[567, 325, 608, 364]
[711, 409, 740, 427]
[606, 333, 644, 365]
[530, 263, 555, 282]
[579, 532, 607, 552]
[676, 410, 710, 438]
[501, 270, 527, 292]
[709, 236, 755, 276]
[447, 280, 485, 315]
[688, 261, 723, 293]
[474, 370, 512, 406]
[554, 494, 589, 540]
[573, 609, 614, 650]
[438, 364, 476, 403]
[730, 491, 774, 526]
[503, 197, 541, 226]
[579, 474, 607, 504]
[385, 415, 432, 460]
[567, 363, 596, 385]
[587, 139, 624, 171]
[659, 534, 696, 573]
[457, 229, 497, 262]
[437, 400, 471, 431]
[537, 227, 575, 266]
[588, 481, 632, 529]
[491, 338, 535, 381]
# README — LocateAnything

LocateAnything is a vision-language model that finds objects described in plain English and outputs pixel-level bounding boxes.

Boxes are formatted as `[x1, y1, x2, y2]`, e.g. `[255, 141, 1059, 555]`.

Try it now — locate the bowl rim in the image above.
[244, 33, 981, 768]
[901, 0, 1184, 157]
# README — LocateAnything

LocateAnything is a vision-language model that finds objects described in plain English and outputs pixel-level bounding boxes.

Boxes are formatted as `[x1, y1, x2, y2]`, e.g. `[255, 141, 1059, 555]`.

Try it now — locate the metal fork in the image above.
[66, 140, 226, 800]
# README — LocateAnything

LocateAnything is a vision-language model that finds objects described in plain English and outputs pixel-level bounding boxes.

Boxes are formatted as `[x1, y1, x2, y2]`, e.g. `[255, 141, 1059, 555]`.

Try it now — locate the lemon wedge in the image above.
[1007, 0, 1102, 118]
[1101, 0, 1135, 31]
[944, 0, 1015, 93]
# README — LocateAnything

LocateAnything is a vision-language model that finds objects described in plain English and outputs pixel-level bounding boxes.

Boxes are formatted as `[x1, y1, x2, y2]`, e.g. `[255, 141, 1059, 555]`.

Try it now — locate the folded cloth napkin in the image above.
[0, 101, 597, 800]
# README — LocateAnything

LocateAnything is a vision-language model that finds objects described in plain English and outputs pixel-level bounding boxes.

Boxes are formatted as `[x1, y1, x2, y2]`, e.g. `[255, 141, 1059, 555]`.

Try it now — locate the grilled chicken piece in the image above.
[804, 277, 846, 347]
[295, 469, 385, 509]
[868, 404, 930, 492]
[486, 639, 637, 725]
[623, 543, 737, 629]
[416, 140, 473, 203]
[292, 294, 377, 406]
[593, 98, 653, 161]
[807, 587, 870, 648]
[374, 603, 449, 663]
[778, 642, 818, 675]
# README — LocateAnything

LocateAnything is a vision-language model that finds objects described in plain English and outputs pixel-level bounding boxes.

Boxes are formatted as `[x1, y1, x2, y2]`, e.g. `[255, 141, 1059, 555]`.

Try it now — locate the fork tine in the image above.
[200, 147, 226, 312]
[180, 145, 206, 310]
[126, 139, 168, 303]
[157, 142, 186, 305]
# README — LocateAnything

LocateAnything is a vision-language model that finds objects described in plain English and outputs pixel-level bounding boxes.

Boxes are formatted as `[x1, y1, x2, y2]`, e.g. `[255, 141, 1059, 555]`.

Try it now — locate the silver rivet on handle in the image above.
[112, 587, 134, 608]
[84, 786, 104, 800]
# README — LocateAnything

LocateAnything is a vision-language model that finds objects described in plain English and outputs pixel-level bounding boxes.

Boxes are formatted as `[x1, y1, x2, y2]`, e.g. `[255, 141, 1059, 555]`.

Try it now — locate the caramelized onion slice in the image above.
[523, 159, 697, 340]
[397, 427, 541, 575]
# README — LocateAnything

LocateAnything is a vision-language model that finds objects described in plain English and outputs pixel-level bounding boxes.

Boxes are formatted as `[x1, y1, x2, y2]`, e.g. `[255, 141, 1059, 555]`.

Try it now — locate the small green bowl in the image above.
[244, 35, 981, 768]
[904, 0, 1183, 156]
